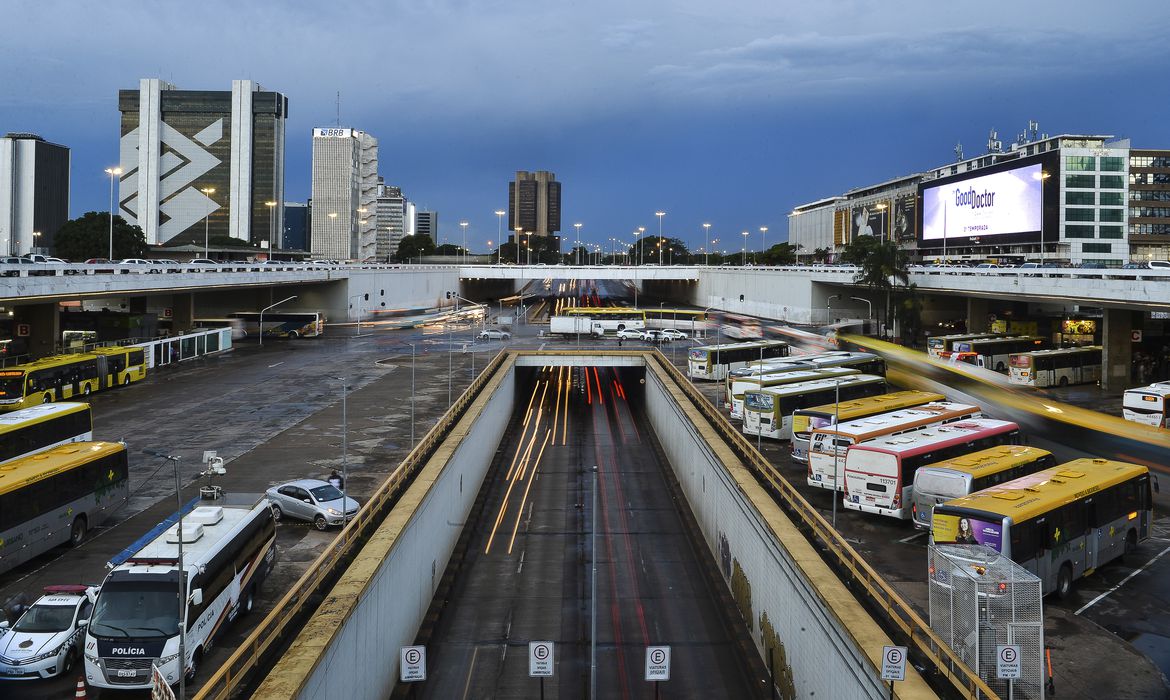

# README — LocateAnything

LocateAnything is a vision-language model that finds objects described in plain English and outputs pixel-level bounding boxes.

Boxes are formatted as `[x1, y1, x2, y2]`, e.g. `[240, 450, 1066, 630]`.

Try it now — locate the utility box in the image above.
[928, 544, 1045, 698]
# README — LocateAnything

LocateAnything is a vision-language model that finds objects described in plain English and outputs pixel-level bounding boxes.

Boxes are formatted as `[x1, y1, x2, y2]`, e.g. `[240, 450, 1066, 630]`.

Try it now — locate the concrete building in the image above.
[416, 210, 437, 243]
[283, 201, 310, 252]
[310, 127, 378, 261]
[1127, 150, 1170, 263]
[0, 132, 70, 256]
[508, 170, 560, 248]
[117, 78, 287, 249]
[375, 181, 406, 260]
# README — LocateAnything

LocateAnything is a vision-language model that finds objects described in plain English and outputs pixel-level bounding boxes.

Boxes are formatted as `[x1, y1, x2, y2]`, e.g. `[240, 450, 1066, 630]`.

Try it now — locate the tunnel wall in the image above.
[642, 367, 911, 700]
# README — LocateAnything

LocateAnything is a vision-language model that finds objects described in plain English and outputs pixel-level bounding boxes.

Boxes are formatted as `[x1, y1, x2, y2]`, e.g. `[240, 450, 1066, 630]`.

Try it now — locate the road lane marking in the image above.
[899, 532, 927, 544]
[267, 361, 284, 368]
[1075, 544, 1170, 615]
[517, 549, 526, 574]
[461, 646, 480, 700]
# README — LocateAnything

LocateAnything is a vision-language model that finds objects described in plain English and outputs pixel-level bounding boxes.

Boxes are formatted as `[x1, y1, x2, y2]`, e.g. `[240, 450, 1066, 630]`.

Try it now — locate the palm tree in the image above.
[842, 237, 910, 337]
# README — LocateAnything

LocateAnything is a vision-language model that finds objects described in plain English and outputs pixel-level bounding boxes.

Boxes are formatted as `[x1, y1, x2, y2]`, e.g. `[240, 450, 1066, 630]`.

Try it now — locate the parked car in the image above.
[641, 329, 668, 343]
[20, 254, 50, 264]
[659, 329, 688, 340]
[616, 328, 643, 340]
[43, 257, 68, 264]
[478, 328, 511, 341]
[83, 258, 112, 264]
[266, 479, 360, 530]
[0, 585, 96, 680]
[188, 258, 219, 265]
[118, 258, 158, 273]
[1147, 260, 1170, 269]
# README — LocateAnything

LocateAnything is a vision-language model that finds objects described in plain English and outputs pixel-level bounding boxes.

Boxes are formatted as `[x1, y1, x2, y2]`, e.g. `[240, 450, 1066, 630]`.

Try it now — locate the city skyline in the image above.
[3, 1, 1170, 253]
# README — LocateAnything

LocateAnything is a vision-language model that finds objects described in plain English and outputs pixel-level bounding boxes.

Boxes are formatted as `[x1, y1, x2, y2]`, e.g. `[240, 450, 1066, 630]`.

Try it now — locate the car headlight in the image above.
[326, 507, 341, 515]
[84, 653, 99, 664]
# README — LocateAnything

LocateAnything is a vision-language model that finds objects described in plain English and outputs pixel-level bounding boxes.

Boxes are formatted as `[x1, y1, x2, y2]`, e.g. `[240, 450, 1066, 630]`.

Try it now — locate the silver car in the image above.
[265, 479, 360, 530]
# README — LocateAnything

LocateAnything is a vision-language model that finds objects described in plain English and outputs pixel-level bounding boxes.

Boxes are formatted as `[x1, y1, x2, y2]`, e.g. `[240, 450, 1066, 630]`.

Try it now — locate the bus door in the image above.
[1083, 495, 1104, 570]
[95, 355, 110, 390]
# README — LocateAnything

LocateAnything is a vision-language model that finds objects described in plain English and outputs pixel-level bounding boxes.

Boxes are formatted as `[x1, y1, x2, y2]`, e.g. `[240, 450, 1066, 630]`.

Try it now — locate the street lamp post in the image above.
[703, 223, 711, 266]
[495, 210, 506, 265]
[142, 450, 188, 700]
[259, 295, 297, 347]
[760, 226, 768, 262]
[874, 203, 887, 242]
[850, 296, 874, 336]
[459, 220, 468, 264]
[741, 231, 749, 265]
[655, 211, 666, 264]
[574, 223, 583, 265]
[266, 201, 278, 250]
[105, 167, 123, 260]
[200, 187, 216, 259]
[638, 226, 646, 266]
[525, 232, 532, 266]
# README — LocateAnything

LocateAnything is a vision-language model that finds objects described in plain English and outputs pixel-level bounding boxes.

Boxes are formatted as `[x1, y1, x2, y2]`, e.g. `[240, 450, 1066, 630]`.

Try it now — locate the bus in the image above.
[564, 307, 646, 334]
[725, 351, 886, 406]
[0, 347, 147, 411]
[1122, 382, 1170, 428]
[926, 333, 1003, 358]
[910, 445, 1056, 529]
[742, 374, 887, 441]
[843, 419, 1022, 520]
[230, 311, 325, 338]
[931, 459, 1154, 597]
[0, 402, 93, 465]
[727, 367, 860, 420]
[790, 390, 946, 463]
[194, 317, 246, 340]
[806, 401, 983, 490]
[717, 312, 764, 339]
[84, 497, 277, 689]
[688, 340, 790, 381]
[952, 335, 1046, 372]
[642, 307, 708, 333]
[0, 442, 128, 576]
[1008, 346, 1103, 387]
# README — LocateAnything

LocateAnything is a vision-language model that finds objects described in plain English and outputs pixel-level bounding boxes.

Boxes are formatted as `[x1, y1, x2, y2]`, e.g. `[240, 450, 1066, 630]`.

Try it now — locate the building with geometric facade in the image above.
[0, 132, 70, 256]
[117, 79, 287, 249]
[309, 127, 378, 261]
[508, 170, 561, 248]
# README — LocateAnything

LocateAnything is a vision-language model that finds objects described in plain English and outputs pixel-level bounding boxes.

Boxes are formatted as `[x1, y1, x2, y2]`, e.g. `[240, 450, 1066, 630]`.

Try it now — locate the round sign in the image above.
[405, 648, 421, 665]
[651, 649, 666, 664]
[534, 643, 550, 660]
[1000, 647, 1017, 663]
[886, 648, 904, 664]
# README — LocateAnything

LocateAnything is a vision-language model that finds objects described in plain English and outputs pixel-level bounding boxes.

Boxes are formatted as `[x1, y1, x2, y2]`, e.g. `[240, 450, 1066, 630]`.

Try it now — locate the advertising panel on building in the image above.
[918, 154, 1057, 248]
[850, 204, 887, 240]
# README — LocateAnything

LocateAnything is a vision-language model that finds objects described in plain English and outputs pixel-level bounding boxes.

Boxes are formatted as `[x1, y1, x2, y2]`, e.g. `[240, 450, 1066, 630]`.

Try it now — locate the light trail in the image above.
[508, 428, 551, 553]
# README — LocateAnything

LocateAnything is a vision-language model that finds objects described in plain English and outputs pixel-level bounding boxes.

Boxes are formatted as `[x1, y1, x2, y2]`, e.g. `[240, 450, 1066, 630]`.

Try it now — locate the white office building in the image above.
[0, 133, 70, 255]
[310, 127, 378, 260]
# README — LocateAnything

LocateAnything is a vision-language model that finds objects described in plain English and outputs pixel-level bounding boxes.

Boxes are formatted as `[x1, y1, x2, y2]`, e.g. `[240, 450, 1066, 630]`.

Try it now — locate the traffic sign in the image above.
[15, 323, 29, 337]
[996, 645, 1022, 680]
[644, 646, 671, 681]
[529, 641, 554, 677]
[1132, 330, 1143, 342]
[880, 646, 907, 682]
[400, 645, 426, 682]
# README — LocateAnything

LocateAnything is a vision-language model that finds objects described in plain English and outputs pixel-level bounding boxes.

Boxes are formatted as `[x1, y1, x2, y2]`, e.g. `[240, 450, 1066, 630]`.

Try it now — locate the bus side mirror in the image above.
[189, 589, 203, 607]
[1154, 476, 1160, 494]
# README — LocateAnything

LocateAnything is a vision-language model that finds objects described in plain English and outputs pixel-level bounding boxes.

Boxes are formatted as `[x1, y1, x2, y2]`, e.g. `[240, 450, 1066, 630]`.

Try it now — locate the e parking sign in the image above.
[996, 645, 1021, 680]
[644, 646, 671, 681]
[400, 645, 426, 682]
[880, 646, 907, 682]
[529, 641, 554, 677]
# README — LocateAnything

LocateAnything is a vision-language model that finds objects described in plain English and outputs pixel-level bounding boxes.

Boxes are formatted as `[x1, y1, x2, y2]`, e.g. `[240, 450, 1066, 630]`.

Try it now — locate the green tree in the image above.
[394, 234, 435, 262]
[812, 247, 832, 263]
[434, 243, 463, 256]
[893, 283, 925, 345]
[760, 242, 800, 266]
[841, 237, 910, 337]
[53, 211, 147, 261]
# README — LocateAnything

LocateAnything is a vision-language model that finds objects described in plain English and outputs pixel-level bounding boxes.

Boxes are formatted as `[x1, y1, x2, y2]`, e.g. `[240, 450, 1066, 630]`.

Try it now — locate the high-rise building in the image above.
[508, 170, 561, 248]
[0, 132, 69, 255]
[375, 180, 406, 259]
[117, 78, 287, 249]
[405, 201, 417, 238]
[283, 201, 310, 252]
[310, 127, 378, 260]
[416, 210, 438, 242]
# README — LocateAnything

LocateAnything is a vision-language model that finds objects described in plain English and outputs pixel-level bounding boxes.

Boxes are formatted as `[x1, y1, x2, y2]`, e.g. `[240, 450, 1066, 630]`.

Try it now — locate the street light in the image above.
[638, 226, 646, 266]
[105, 167, 122, 260]
[525, 231, 533, 266]
[850, 296, 873, 335]
[574, 222, 583, 265]
[741, 231, 749, 265]
[141, 449, 188, 700]
[265, 201, 278, 249]
[200, 187, 216, 259]
[459, 220, 468, 263]
[259, 295, 297, 347]
[515, 227, 523, 264]
[703, 223, 711, 266]
[495, 210, 506, 264]
[31, 231, 41, 254]
[655, 211, 666, 264]
[873, 203, 887, 243]
[759, 226, 768, 261]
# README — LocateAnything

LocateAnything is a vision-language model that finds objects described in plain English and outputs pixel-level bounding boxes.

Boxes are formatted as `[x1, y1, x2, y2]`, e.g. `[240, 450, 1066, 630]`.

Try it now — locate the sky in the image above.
[4, 0, 1170, 254]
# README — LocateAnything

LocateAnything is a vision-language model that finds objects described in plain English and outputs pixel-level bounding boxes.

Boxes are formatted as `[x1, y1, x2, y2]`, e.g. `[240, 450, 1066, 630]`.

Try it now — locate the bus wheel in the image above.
[1054, 563, 1074, 599]
[83, 385, 92, 396]
[241, 585, 255, 614]
[288, 330, 299, 339]
[1059, 376, 1069, 387]
[1124, 530, 1139, 559]
[43, 393, 53, 405]
[69, 516, 87, 547]
[122, 375, 131, 386]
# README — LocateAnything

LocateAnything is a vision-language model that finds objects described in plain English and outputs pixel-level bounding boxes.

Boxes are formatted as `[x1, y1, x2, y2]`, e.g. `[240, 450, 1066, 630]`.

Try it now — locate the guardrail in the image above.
[646, 351, 997, 699]
[192, 348, 510, 700]
[0, 261, 460, 278]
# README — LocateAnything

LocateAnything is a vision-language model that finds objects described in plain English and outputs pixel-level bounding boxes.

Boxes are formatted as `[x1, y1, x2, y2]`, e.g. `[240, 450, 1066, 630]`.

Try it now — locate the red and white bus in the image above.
[842, 418, 1021, 520]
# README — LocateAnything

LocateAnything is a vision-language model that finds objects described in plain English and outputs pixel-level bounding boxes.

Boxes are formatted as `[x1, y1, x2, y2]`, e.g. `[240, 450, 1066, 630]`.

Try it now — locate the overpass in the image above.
[194, 349, 990, 700]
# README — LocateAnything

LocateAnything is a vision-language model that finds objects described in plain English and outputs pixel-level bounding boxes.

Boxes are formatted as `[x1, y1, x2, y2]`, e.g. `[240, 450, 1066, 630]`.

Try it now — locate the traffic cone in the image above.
[75, 675, 88, 699]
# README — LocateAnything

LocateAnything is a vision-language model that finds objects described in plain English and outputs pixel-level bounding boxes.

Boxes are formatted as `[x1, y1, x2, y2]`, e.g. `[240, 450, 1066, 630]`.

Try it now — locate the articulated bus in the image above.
[952, 335, 1046, 372]
[688, 340, 790, 381]
[1008, 346, 1102, 387]
[843, 418, 1021, 520]
[0, 402, 93, 465]
[0, 347, 147, 411]
[563, 307, 646, 333]
[742, 374, 887, 441]
[230, 311, 325, 338]
[642, 308, 708, 333]
[725, 351, 886, 406]
[727, 367, 860, 420]
[931, 459, 1154, 597]
[806, 401, 983, 490]
[926, 333, 1004, 358]
[0, 442, 128, 576]
[1123, 382, 1170, 428]
[790, 390, 946, 463]
[910, 445, 1056, 529]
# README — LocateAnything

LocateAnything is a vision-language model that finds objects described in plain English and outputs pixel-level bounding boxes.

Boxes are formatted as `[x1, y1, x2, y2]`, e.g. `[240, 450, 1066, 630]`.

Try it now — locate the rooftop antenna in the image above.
[987, 129, 1002, 154]
[1029, 120, 1039, 142]
[954, 141, 964, 162]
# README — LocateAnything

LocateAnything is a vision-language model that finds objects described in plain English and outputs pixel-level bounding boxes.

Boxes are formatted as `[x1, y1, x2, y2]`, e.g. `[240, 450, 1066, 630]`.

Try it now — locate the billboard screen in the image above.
[851, 204, 887, 240]
[921, 162, 1043, 243]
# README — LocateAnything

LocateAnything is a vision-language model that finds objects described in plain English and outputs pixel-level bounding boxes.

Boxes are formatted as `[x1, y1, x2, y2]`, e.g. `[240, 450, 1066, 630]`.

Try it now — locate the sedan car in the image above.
[641, 329, 668, 343]
[615, 328, 643, 340]
[659, 329, 688, 340]
[188, 258, 219, 265]
[266, 479, 360, 530]
[478, 329, 511, 341]
[0, 585, 96, 680]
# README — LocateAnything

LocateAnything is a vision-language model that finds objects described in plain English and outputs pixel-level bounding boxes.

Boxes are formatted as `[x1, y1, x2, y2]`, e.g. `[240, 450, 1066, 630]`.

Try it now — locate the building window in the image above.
[1065, 208, 1095, 222]
[1065, 156, 1096, 171]
[1131, 223, 1170, 235]
[1131, 156, 1152, 168]
[1130, 190, 1170, 202]
[1100, 156, 1125, 172]
[1100, 175, 1125, 189]
[1099, 226, 1124, 239]
[1065, 191, 1095, 206]
[1099, 192, 1124, 206]
[1065, 174, 1095, 188]
[1065, 225, 1096, 238]
[1082, 243, 1112, 254]
[1099, 209, 1124, 223]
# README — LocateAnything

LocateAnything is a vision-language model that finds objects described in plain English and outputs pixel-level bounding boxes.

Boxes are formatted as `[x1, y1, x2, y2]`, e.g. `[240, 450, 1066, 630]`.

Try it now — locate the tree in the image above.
[394, 234, 435, 262]
[812, 247, 832, 263]
[53, 211, 147, 261]
[760, 242, 799, 266]
[434, 243, 463, 256]
[627, 236, 689, 264]
[842, 237, 911, 337]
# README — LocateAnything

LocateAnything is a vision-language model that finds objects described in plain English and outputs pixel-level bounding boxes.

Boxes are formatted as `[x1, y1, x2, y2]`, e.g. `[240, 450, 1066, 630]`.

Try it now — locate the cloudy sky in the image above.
[4, 0, 1169, 252]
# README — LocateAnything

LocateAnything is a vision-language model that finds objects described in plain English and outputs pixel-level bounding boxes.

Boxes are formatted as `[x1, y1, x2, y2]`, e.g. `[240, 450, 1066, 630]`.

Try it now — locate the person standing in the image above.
[328, 469, 344, 490]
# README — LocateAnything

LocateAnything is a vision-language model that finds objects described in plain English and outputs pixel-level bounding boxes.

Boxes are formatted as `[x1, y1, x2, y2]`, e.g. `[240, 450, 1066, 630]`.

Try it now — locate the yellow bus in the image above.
[910, 445, 1057, 529]
[931, 459, 1154, 597]
[742, 374, 887, 440]
[726, 367, 861, 420]
[0, 402, 93, 465]
[0, 347, 146, 411]
[789, 390, 946, 462]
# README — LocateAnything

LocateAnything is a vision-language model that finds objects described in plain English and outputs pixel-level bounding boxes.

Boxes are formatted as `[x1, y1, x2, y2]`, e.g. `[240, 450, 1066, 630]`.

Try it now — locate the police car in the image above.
[0, 585, 97, 680]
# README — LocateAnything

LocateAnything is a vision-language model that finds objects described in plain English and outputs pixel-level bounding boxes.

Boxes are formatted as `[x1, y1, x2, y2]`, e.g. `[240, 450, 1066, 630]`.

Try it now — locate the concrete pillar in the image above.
[171, 293, 195, 333]
[15, 302, 60, 359]
[1101, 308, 1133, 392]
[966, 297, 990, 334]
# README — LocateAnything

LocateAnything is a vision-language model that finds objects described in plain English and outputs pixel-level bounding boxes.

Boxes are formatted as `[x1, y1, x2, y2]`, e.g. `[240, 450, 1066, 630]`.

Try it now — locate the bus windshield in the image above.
[744, 393, 773, 410]
[914, 471, 968, 500]
[1009, 355, 1032, 368]
[0, 373, 24, 401]
[90, 581, 179, 638]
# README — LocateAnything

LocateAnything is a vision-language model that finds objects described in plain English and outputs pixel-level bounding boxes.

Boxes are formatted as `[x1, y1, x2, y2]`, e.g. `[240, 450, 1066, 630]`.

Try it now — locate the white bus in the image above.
[806, 402, 982, 491]
[842, 419, 1022, 520]
[0, 402, 92, 465]
[727, 367, 860, 420]
[687, 340, 789, 381]
[563, 307, 646, 334]
[952, 335, 1045, 372]
[790, 390, 946, 463]
[1122, 381, 1170, 428]
[742, 374, 887, 441]
[725, 351, 886, 406]
[925, 332, 1003, 358]
[83, 498, 276, 689]
[909, 445, 1056, 530]
[1008, 346, 1102, 387]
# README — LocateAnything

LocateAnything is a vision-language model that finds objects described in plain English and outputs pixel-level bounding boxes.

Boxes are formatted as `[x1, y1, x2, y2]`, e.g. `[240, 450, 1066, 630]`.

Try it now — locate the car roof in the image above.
[278, 478, 331, 490]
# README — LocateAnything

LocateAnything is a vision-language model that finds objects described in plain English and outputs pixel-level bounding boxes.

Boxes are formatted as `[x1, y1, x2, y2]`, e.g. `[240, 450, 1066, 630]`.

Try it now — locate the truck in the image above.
[549, 315, 597, 336]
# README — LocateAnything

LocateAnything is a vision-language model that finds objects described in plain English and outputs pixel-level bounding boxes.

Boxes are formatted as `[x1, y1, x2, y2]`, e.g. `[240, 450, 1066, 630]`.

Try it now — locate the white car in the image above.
[659, 329, 688, 340]
[616, 328, 643, 340]
[0, 585, 96, 680]
[641, 329, 668, 343]
[478, 329, 511, 341]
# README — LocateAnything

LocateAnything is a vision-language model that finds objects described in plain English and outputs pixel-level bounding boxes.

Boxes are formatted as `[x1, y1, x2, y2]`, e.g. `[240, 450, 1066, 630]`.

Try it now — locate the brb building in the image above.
[116, 79, 288, 251]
